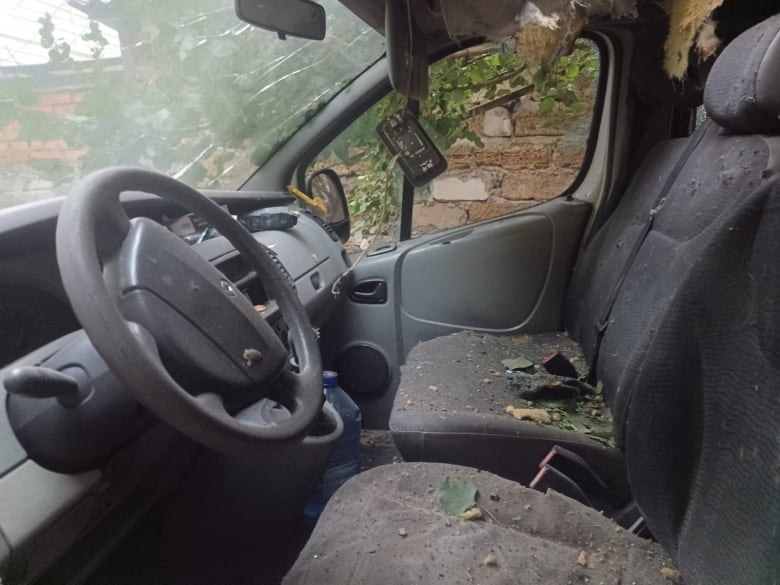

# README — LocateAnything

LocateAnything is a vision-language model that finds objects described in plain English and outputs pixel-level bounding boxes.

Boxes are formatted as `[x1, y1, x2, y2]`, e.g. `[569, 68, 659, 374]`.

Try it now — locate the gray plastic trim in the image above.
[0, 462, 100, 557]
[398, 198, 591, 355]
[400, 212, 554, 330]
[0, 391, 25, 477]
[0, 528, 8, 576]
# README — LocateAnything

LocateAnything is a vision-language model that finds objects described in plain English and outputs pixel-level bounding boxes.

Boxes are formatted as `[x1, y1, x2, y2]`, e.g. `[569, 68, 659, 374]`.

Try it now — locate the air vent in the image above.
[216, 253, 250, 282]
[215, 247, 295, 290]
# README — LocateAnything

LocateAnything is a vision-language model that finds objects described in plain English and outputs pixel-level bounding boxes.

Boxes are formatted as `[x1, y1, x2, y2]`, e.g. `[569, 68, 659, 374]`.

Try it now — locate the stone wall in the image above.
[411, 98, 590, 236]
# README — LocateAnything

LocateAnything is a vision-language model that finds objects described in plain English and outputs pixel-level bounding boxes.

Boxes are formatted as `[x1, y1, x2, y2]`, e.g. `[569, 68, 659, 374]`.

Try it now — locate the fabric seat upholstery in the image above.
[285, 14, 780, 585]
[392, 331, 630, 492]
[284, 463, 673, 584]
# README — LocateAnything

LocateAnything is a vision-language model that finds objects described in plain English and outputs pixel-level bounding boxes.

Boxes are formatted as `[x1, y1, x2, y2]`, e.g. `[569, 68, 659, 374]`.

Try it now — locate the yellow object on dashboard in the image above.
[287, 185, 327, 215]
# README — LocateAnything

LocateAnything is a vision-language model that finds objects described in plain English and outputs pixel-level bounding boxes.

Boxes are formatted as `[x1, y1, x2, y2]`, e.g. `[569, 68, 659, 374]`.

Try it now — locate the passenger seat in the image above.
[389, 28, 780, 486]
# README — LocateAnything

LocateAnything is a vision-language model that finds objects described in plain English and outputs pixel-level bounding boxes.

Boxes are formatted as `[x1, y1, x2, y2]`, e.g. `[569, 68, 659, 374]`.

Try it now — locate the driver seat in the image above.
[284, 14, 780, 585]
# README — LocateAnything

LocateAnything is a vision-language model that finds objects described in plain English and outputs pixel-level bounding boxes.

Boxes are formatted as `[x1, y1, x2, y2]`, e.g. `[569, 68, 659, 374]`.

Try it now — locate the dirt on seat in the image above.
[395, 330, 614, 446]
[284, 462, 675, 585]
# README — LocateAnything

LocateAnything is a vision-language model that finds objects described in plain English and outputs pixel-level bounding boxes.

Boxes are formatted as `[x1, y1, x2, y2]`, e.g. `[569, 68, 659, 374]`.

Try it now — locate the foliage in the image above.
[322, 40, 599, 239]
[534, 42, 600, 116]
[0, 0, 381, 195]
[38, 13, 73, 64]
[1, 1, 597, 235]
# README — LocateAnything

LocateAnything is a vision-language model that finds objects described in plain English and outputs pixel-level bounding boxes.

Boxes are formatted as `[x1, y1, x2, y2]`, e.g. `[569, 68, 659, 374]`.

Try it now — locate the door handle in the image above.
[349, 279, 387, 304]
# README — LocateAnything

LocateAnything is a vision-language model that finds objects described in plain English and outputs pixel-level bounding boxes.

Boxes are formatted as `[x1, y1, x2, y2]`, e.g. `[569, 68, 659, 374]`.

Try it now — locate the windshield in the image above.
[0, 0, 383, 210]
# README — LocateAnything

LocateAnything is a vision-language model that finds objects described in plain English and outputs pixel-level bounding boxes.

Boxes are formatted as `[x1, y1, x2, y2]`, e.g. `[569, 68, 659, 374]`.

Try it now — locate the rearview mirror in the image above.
[306, 169, 350, 243]
[235, 0, 326, 41]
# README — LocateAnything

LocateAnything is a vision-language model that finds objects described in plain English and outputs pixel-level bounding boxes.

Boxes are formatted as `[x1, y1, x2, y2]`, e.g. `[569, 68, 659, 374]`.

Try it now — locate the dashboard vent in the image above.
[216, 254, 250, 282]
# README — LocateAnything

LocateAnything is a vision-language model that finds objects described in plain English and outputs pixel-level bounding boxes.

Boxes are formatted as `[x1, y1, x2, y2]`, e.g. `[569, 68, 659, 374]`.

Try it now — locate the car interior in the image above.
[0, 0, 779, 584]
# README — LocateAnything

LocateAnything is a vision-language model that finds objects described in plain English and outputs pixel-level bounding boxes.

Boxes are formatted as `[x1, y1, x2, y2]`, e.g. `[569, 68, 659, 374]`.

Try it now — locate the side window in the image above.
[307, 38, 600, 247]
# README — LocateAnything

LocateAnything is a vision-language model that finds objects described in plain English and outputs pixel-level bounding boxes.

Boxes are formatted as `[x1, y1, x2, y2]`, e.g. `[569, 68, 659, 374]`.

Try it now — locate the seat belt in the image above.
[587, 120, 712, 382]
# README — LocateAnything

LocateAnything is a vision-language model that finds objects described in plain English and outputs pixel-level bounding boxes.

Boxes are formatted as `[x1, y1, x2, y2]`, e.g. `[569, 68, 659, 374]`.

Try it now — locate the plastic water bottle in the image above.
[303, 371, 362, 518]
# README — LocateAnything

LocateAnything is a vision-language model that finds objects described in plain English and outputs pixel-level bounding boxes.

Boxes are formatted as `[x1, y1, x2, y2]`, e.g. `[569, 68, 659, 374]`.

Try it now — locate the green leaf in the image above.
[562, 90, 578, 107]
[438, 478, 478, 515]
[501, 356, 534, 371]
[538, 96, 556, 116]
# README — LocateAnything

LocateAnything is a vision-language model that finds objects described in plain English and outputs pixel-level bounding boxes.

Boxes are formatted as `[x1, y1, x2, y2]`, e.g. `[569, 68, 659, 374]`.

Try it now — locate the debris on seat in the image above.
[437, 477, 478, 515]
[395, 330, 615, 446]
[505, 405, 552, 424]
[285, 463, 675, 585]
[542, 350, 580, 378]
[501, 356, 535, 371]
[506, 371, 583, 399]
[491, 338, 615, 444]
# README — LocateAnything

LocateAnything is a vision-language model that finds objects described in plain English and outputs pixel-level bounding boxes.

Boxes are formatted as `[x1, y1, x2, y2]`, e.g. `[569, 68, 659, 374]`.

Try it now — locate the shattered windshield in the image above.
[0, 0, 383, 209]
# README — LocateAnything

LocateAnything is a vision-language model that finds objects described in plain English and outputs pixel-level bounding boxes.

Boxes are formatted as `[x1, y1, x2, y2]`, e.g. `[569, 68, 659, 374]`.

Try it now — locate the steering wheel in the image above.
[55, 167, 323, 456]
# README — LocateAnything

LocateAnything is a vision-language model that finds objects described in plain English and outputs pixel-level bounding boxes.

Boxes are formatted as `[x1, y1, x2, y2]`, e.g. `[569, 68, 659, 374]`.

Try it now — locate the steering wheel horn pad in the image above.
[117, 216, 289, 390]
[56, 167, 323, 454]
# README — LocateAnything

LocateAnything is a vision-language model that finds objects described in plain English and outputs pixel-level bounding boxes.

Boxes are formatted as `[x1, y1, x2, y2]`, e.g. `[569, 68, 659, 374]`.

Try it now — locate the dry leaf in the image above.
[461, 506, 483, 521]
[482, 553, 498, 566]
[660, 567, 682, 582]
[243, 348, 263, 367]
[577, 550, 588, 567]
[512, 335, 529, 344]
[505, 405, 552, 424]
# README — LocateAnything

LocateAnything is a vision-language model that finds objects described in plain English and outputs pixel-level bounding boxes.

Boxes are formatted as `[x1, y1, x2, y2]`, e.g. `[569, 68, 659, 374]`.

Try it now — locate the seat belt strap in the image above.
[587, 120, 712, 381]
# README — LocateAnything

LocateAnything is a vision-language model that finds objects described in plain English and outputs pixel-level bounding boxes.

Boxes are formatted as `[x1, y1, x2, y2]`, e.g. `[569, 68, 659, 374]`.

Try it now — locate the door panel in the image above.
[319, 196, 591, 428]
[401, 215, 552, 330]
[399, 197, 590, 357]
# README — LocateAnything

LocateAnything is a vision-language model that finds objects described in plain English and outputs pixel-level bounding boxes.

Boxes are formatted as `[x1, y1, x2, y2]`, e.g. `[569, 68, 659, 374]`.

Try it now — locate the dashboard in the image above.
[0, 190, 347, 365]
[0, 189, 350, 582]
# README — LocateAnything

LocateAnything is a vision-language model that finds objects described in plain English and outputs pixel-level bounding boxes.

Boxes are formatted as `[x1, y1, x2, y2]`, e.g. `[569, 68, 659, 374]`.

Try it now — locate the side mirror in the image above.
[235, 0, 326, 41]
[306, 169, 350, 243]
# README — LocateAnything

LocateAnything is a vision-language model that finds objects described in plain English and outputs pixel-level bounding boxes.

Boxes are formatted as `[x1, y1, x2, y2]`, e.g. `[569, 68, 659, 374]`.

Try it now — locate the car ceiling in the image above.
[337, 0, 780, 79]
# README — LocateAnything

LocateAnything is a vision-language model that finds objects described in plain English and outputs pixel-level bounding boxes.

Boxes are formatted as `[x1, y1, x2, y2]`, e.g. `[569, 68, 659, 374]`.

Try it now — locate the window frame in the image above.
[290, 31, 610, 243]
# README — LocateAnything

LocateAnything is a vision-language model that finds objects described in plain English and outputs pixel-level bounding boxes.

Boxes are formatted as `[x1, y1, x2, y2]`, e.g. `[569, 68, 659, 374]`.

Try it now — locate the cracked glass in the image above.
[0, 0, 383, 209]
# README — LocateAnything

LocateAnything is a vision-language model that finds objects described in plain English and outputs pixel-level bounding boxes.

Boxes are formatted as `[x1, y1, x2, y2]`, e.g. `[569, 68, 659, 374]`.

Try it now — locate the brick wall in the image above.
[330, 97, 593, 244]
[0, 89, 86, 207]
[0, 89, 86, 163]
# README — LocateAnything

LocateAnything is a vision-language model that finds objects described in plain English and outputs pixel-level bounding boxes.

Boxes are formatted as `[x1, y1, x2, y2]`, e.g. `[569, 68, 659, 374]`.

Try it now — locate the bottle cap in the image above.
[323, 370, 339, 385]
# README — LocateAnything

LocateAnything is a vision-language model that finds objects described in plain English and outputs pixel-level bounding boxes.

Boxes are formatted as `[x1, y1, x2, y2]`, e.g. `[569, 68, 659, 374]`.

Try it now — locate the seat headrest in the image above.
[704, 13, 780, 134]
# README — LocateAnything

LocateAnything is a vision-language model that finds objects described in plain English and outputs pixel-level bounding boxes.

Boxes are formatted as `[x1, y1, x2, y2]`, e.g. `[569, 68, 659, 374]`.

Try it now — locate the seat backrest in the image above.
[622, 14, 780, 584]
[565, 17, 780, 441]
